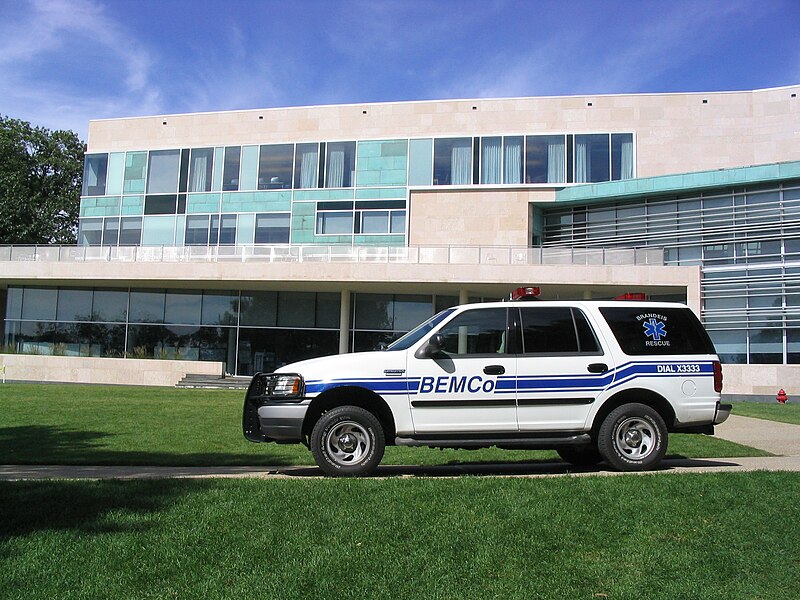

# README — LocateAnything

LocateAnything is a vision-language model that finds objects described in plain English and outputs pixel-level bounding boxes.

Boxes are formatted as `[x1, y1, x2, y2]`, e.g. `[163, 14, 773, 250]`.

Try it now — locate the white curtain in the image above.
[326, 148, 345, 188]
[547, 139, 565, 183]
[299, 146, 318, 188]
[575, 138, 589, 183]
[190, 155, 208, 192]
[503, 137, 522, 184]
[481, 138, 501, 184]
[620, 138, 634, 179]
[451, 140, 472, 185]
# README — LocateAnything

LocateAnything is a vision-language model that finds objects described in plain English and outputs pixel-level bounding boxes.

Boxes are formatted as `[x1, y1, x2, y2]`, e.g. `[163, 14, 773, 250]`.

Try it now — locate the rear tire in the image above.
[598, 403, 667, 471]
[310, 405, 385, 477]
[556, 446, 603, 467]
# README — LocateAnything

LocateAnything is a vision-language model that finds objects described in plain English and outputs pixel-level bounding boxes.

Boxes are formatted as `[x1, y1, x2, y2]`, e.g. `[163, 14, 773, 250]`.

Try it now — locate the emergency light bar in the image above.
[510, 286, 541, 301]
[614, 292, 648, 301]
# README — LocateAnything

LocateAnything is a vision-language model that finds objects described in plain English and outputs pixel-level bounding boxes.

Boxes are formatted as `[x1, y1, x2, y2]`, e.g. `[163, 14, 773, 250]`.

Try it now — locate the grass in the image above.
[729, 401, 800, 425]
[1, 473, 798, 599]
[0, 383, 769, 467]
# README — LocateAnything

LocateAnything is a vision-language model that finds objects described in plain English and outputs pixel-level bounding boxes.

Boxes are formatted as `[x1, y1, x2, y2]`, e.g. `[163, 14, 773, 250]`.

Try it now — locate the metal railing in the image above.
[0, 244, 665, 266]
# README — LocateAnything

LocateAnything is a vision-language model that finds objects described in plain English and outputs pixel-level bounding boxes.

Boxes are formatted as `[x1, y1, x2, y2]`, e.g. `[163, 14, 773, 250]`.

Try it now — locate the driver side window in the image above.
[437, 308, 508, 355]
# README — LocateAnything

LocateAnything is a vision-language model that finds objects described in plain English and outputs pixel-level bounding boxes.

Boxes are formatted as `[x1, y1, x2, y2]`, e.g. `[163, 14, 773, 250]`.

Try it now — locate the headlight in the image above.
[270, 374, 303, 398]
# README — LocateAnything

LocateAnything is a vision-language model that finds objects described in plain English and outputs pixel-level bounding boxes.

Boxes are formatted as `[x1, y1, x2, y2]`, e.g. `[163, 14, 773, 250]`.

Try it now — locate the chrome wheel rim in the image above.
[613, 417, 655, 460]
[325, 420, 371, 466]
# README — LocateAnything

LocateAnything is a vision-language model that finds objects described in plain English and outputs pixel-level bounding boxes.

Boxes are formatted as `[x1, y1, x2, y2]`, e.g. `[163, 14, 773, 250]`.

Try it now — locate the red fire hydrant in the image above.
[777, 389, 788, 404]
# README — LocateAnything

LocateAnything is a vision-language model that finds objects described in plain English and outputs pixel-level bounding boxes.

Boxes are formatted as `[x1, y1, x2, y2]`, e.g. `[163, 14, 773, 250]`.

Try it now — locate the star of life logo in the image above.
[642, 317, 670, 347]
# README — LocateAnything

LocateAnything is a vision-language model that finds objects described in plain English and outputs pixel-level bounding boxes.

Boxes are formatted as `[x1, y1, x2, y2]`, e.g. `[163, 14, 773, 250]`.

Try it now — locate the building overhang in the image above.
[549, 160, 800, 206]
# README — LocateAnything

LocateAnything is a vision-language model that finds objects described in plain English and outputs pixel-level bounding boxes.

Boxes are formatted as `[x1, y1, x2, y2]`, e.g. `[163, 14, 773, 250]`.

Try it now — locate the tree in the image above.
[0, 116, 84, 244]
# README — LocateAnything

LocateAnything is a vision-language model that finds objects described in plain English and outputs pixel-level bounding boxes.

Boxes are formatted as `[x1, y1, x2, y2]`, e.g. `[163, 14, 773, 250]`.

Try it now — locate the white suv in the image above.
[243, 297, 730, 476]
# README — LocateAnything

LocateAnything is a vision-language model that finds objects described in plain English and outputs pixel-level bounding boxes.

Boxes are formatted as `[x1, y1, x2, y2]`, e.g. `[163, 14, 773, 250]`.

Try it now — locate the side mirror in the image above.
[414, 333, 445, 359]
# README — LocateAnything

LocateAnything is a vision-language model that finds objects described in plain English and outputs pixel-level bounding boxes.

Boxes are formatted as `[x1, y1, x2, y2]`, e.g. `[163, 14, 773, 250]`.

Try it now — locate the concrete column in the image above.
[459, 289, 469, 305]
[339, 290, 351, 354]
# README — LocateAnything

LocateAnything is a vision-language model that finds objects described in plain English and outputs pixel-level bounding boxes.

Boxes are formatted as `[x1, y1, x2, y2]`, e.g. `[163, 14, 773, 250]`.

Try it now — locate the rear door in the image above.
[515, 306, 614, 431]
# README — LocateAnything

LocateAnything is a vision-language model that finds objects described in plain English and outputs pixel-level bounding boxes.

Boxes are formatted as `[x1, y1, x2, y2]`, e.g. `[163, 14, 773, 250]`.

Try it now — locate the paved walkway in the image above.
[1, 415, 798, 481]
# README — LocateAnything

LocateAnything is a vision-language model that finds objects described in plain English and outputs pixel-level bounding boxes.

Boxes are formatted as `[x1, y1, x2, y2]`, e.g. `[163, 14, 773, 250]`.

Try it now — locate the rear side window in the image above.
[519, 307, 601, 354]
[600, 307, 716, 356]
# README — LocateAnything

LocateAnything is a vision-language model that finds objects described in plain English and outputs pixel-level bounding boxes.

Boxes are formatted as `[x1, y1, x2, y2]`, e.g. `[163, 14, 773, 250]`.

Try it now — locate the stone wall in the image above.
[0, 354, 224, 387]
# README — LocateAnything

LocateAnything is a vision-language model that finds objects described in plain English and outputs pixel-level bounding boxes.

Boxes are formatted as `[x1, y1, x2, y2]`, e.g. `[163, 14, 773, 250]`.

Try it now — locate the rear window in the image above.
[599, 307, 716, 356]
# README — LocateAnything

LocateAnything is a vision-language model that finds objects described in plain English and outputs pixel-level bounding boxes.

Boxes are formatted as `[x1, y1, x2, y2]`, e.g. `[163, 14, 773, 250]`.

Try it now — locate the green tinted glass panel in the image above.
[408, 139, 433, 186]
[123, 152, 147, 193]
[141, 216, 176, 245]
[106, 152, 125, 195]
[240, 145, 259, 191]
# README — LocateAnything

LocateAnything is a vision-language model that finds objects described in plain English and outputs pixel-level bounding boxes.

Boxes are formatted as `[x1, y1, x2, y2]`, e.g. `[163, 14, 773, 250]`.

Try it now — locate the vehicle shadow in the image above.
[269, 455, 744, 478]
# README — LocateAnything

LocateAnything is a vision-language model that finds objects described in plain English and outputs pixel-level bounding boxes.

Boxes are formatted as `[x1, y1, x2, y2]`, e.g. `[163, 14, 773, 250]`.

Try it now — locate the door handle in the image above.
[483, 365, 505, 375]
[587, 363, 609, 373]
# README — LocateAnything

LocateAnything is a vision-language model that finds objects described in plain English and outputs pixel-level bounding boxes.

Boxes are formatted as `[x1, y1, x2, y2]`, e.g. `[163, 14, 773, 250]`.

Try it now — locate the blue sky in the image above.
[1, 0, 798, 141]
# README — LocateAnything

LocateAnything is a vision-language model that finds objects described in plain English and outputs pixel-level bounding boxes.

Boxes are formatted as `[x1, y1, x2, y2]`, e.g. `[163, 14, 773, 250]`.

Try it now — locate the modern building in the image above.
[2, 84, 799, 394]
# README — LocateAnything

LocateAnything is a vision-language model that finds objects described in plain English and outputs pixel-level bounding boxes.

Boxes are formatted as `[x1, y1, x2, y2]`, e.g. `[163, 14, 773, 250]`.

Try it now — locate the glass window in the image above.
[5, 287, 23, 320]
[520, 307, 581, 354]
[480, 137, 501, 184]
[294, 143, 319, 189]
[393, 295, 433, 332]
[146, 150, 180, 194]
[222, 146, 241, 191]
[240, 291, 277, 327]
[316, 292, 341, 329]
[201, 291, 237, 326]
[144, 194, 177, 215]
[355, 293, 393, 330]
[119, 217, 142, 245]
[390, 211, 406, 234]
[503, 136, 523, 184]
[164, 290, 202, 325]
[574, 134, 610, 183]
[57, 289, 94, 322]
[185, 215, 210, 246]
[787, 329, 800, 364]
[78, 218, 103, 246]
[21, 287, 58, 321]
[437, 307, 508, 355]
[188, 148, 214, 192]
[258, 144, 294, 190]
[525, 135, 565, 183]
[128, 289, 165, 323]
[92, 289, 128, 322]
[237, 327, 338, 375]
[278, 292, 316, 328]
[219, 214, 237, 245]
[317, 211, 353, 235]
[254, 213, 290, 243]
[749, 328, 782, 364]
[360, 211, 389, 234]
[599, 307, 716, 356]
[102, 218, 119, 246]
[325, 142, 356, 188]
[611, 134, 634, 180]
[82, 154, 108, 196]
[123, 151, 147, 193]
[433, 138, 472, 185]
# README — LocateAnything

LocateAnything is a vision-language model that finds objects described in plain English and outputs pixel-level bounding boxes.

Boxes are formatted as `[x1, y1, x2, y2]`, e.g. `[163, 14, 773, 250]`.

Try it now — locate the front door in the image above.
[407, 307, 517, 433]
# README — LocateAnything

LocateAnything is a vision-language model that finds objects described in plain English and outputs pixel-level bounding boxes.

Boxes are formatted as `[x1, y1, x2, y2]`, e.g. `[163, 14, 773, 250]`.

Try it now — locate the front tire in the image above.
[310, 405, 385, 477]
[597, 403, 667, 471]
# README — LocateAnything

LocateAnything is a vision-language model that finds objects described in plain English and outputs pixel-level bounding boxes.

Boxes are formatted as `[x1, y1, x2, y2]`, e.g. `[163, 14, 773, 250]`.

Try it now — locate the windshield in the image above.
[386, 308, 456, 351]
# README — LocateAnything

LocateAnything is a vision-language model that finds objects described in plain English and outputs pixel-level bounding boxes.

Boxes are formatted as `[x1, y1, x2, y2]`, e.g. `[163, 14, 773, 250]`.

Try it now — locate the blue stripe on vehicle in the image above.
[303, 361, 715, 396]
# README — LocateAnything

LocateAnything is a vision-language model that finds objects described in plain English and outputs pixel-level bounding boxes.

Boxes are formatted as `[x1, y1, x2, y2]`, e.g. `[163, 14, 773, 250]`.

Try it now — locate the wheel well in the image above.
[591, 388, 676, 438]
[302, 386, 397, 444]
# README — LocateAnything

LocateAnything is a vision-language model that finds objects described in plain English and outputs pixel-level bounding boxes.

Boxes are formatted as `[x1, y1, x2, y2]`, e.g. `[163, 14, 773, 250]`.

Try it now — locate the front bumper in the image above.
[242, 372, 308, 443]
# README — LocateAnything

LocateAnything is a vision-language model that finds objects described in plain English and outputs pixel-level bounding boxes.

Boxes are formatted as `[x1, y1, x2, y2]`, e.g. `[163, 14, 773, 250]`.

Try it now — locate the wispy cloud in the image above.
[0, 0, 161, 139]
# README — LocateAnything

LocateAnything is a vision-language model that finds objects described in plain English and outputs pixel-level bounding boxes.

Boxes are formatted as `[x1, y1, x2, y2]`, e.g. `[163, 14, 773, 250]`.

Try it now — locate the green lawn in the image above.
[730, 401, 800, 425]
[1, 473, 798, 599]
[0, 383, 768, 467]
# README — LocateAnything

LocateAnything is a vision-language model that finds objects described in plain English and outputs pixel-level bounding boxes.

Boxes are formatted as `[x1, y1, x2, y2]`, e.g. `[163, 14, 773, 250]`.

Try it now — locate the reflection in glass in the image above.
[258, 144, 294, 190]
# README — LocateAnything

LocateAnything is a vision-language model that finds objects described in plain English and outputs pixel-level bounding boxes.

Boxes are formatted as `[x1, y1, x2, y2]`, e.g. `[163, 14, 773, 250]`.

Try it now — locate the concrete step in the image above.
[176, 373, 252, 390]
